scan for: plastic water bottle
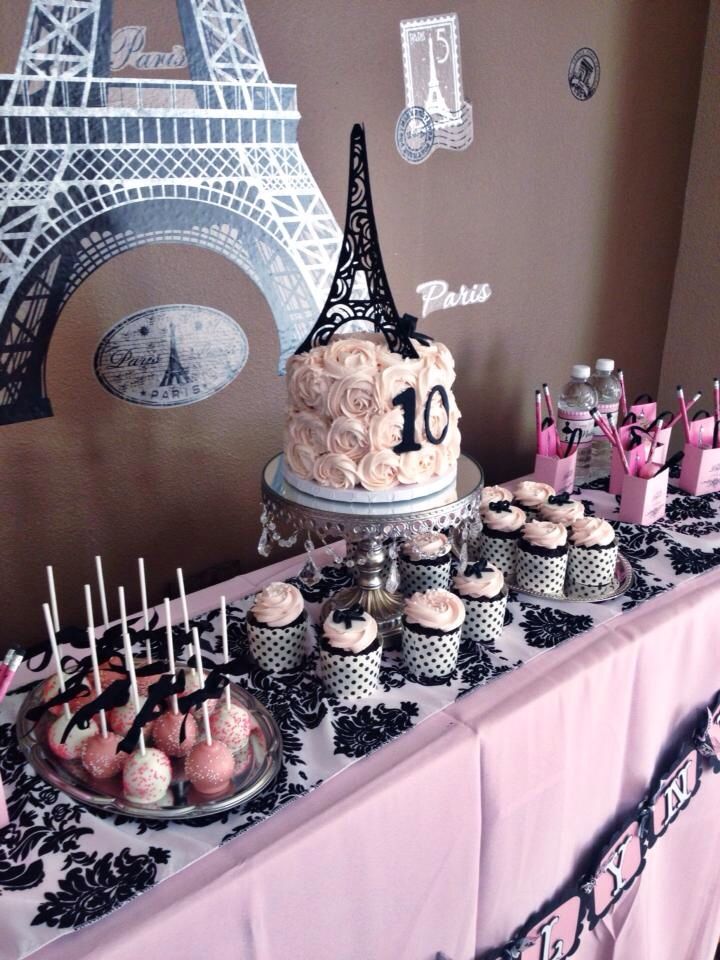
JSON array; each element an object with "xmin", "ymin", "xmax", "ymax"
[
  {"xmin": 589, "ymin": 359, "xmax": 622, "ymax": 480},
  {"xmin": 557, "ymin": 364, "xmax": 597, "ymax": 486}
]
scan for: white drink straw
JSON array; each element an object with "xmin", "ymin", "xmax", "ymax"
[
  {"xmin": 221, "ymin": 596, "xmax": 231, "ymax": 709},
  {"xmin": 46, "ymin": 566, "xmax": 60, "ymax": 633},
  {"xmin": 192, "ymin": 627, "xmax": 212, "ymax": 745},
  {"xmin": 84, "ymin": 584, "xmax": 108, "ymax": 738},
  {"xmin": 95, "ymin": 556, "xmax": 110, "ymax": 627},
  {"xmin": 42, "ymin": 602, "xmax": 71, "ymax": 721},
  {"xmin": 119, "ymin": 586, "xmax": 145, "ymax": 755},
  {"xmin": 164, "ymin": 597, "xmax": 179, "ymax": 715},
  {"xmin": 176, "ymin": 568, "xmax": 190, "ymax": 633},
  {"xmin": 138, "ymin": 557, "xmax": 152, "ymax": 663}
]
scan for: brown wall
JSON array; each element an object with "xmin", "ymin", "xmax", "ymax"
[
  {"xmin": 659, "ymin": 0, "xmax": 720, "ymax": 413},
  {"xmin": 0, "ymin": 0, "xmax": 710, "ymax": 649}
]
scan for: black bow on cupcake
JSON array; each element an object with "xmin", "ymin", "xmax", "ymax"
[
  {"xmin": 488, "ymin": 499, "xmax": 512, "ymax": 513},
  {"xmin": 547, "ymin": 492, "xmax": 571, "ymax": 506},
  {"xmin": 332, "ymin": 604, "xmax": 366, "ymax": 629},
  {"xmin": 463, "ymin": 561, "xmax": 493, "ymax": 578}
]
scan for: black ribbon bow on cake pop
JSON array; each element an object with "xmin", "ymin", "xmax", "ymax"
[
  {"xmin": 488, "ymin": 499, "xmax": 512, "ymax": 514},
  {"xmin": 463, "ymin": 561, "xmax": 494, "ymax": 578},
  {"xmin": 332, "ymin": 604, "xmax": 366, "ymax": 629},
  {"xmin": 547, "ymin": 492, "xmax": 572, "ymax": 506}
]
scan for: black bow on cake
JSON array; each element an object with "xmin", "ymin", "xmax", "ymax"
[
  {"xmin": 488, "ymin": 499, "xmax": 512, "ymax": 514},
  {"xmin": 464, "ymin": 561, "xmax": 493, "ymax": 578},
  {"xmin": 547, "ymin": 492, "xmax": 571, "ymax": 506},
  {"xmin": 332, "ymin": 604, "xmax": 366, "ymax": 629},
  {"xmin": 397, "ymin": 313, "xmax": 433, "ymax": 349}
]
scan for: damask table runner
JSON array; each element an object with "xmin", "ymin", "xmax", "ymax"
[{"xmin": 2, "ymin": 479, "xmax": 720, "ymax": 960}]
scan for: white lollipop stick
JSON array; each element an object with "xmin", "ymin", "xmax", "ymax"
[
  {"xmin": 164, "ymin": 597, "xmax": 179, "ymax": 715},
  {"xmin": 191, "ymin": 627, "xmax": 212, "ymax": 745},
  {"xmin": 221, "ymin": 596, "xmax": 231, "ymax": 709},
  {"xmin": 119, "ymin": 586, "xmax": 145, "ymax": 756},
  {"xmin": 95, "ymin": 556, "xmax": 110, "ymax": 627},
  {"xmin": 42, "ymin": 602, "xmax": 70, "ymax": 721},
  {"xmin": 46, "ymin": 566, "xmax": 60, "ymax": 633},
  {"xmin": 84, "ymin": 584, "xmax": 108, "ymax": 738},
  {"xmin": 177, "ymin": 568, "xmax": 190, "ymax": 633},
  {"xmin": 138, "ymin": 557, "xmax": 152, "ymax": 663}
]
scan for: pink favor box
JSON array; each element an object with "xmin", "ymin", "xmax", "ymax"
[
  {"xmin": 677, "ymin": 442, "xmax": 720, "ymax": 495},
  {"xmin": 0, "ymin": 772, "xmax": 7, "ymax": 829},
  {"xmin": 618, "ymin": 470, "xmax": 669, "ymax": 525},
  {"xmin": 609, "ymin": 422, "xmax": 670, "ymax": 494},
  {"xmin": 533, "ymin": 451, "xmax": 577, "ymax": 494}
]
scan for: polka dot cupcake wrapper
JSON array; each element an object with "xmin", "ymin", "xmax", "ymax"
[
  {"xmin": 461, "ymin": 593, "xmax": 508, "ymax": 644},
  {"xmin": 567, "ymin": 545, "xmax": 618, "ymax": 588},
  {"xmin": 479, "ymin": 535, "xmax": 518, "ymax": 580},
  {"xmin": 398, "ymin": 556, "xmax": 451, "ymax": 597},
  {"xmin": 401, "ymin": 623, "xmax": 461, "ymax": 683},
  {"xmin": 515, "ymin": 549, "xmax": 568, "ymax": 595},
  {"xmin": 318, "ymin": 644, "xmax": 382, "ymax": 700},
  {"xmin": 248, "ymin": 615, "xmax": 308, "ymax": 673}
]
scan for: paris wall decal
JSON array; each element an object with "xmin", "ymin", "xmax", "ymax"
[
  {"xmin": 0, "ymin": 0, "xmax": 342, "ymax": 426},
  {"xmin": 94, "ymin": 305, "xmax": 249, "ymax": 408},
  {"xmin": 395, "ymin": 13, "xmax": 474, "ymax": 165},
  {"xmin": 110, "ymin": 26, "xmax": 188, "ymax": 72}
]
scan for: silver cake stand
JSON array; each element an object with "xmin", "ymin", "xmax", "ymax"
[{"xmin": 260, "ymin": 453, "xmax": 484, "ymax": 648}]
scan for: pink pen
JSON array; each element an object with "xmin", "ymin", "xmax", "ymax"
[
  {"xmin": 0, "ymin": 653, "xmax": 23, "ymax": 705},
  {"xmin": 542, "ymin": 383, "xmax": 553, "ymax": 420}
]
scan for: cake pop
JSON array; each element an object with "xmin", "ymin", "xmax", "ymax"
[
  {"xmin": 208, "ymin": 596, "xmax": 251, "ymax": 751},
  {"xmin": 185, "ymin": 628, "xmax": 234, "ymax": 795},
  {"xmin": 151, "ymin": 598, "xmax": 198, "ymax": 758},
  {"xmin": 109, "ymin": 695, "xmax": 148, "ymax": 737}
]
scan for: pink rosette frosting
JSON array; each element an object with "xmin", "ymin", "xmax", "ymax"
[
  {"xmin": 402, "ymin": 531, "xmax": 450, "ymax": 560},
  {"xmin": 513, "ymin": 480, "xmax": 556, "ymax": 509},
  {"xmin": 453, "ymin": 562, "xmax": 505, "ymax": 599},
  {"xmin": 398, "ymin": 449, "xmax": 438, "ymax": 486},
  {"xmin": 284, "ymin": 442, "xmax": 316, "ymax": 479},
  {"xmin": 404, "ymin": 588, "xmax": 466, "ymax": 632},
  {"xmin": 377, "ymin": 361, "xmax": 422, "ymax": 408},
  {"xmin": 357, "ymin": 450, "xmax": 401, "ymax": 490},
  {"xmin": 286, "ymin": 354, "xmax": 326, "ymax": 411},
  {"xmin": 285, "ymin": 410, "xmax": 328, "ymax": 453},
  {"xmin": 323, "ymin": 335, "xmax": 378, "ymax": 377},
  {"xmin": 433, "ymin": 444, "xmax": 454, "ymax": 478},
  {"xmin": 522, "ymin": 520, "xmax": 568, "ymax": 550},
  {"xmin": 327, "ymin": 416, "xmax": 369, "ymax": 461},
  {"xmin": 539, "ymin": 499, "xmax": 585, "ymax": 526},
  {"xmin": 323, "ymin": 609, "xmax": 378, "ymax": 653},
  {"xmin": 570, "ymin": 517, "xmax": 616, "ymax": 548},
  {"xmin": 482, "ymin": 502, "xmax": 526, "ymax": 532},
  {"xmin": 327, "ymin": 371, "xmax": 378, "ymax": 420},
  {"xmin": 313, "ymin": 453, "xmax": 358, "ymax": 489},
  {"xmin": 481, "ymin": 485, "xmax": 514, "ymax": 508},
  {"xmin": 251, "ymin": 582, "xmax": 305, "ymax": 627},
  {"xmin": 368, "ymin": 408, "xmax": 404, "ymax": 451}
]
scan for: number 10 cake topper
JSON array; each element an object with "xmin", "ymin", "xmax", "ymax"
[{"xmin": 294, "ymin": 124, "xmax": 429, "ymax": 360}]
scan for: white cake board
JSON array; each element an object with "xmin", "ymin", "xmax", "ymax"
[{"xmin": 283, "ymin": 461, "xmax": 458, "ymax": 504}]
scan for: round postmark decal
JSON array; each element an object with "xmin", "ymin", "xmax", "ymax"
[
  {"xmin": 94, "ymin": 304, "xmax": 248, "ymax": 408},
  {"xmin": 395, "ymin": 105, "xmax": 435, "ymax": 164},
  {"xmin": 568, "ymin": 47, "xmax": 600, "ymax": 101}
]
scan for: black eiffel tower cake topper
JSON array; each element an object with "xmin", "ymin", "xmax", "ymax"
[{"xmin": 295, "ymin": 124, "xmax": 429, "ymax": 358}]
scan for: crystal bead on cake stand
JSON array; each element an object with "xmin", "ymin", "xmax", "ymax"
[{"xmin": 260, "ymin": 453, "xmax": 484, "ymax": 648}]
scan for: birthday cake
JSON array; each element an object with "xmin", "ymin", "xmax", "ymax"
[{"xmin": 282, "ymin": 124, "xmax": 461, "ymax": 503}]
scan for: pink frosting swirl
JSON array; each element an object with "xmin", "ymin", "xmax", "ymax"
[
  {"xmin": 402, "ymin": 531, "xmax": 450, "ymax": 560},
  {"xmin": 539, "ymin": 499, "xmax": 585, "ymax": 525},
  {"xmin": 404, "ymin": 588, "xmax": 465, "ymax": 632},
  {"xmin": 398, "ymin": 449, "xmax": 438, "ymax": 485},
  {"xmin": 284, "ymin": 442, "xmax": 316, "ymax": 479},
  {"xmin": 453, "ymin": 563, "xmax": 505, "ymax": 599},
  {"xmin": 327, "ymin": 371, "xmax": 378, "ymax": 420},
  {"xmin": 368, "ymin": 408, "xmax": 404, "ymax": 451},
  {"xmin": 377, "ymin": 361, "xmax": 421, "ymax": 408},
  {"xmin": 285, "ymin": 411, "xmax": 328, "ymax": 453},
  {"xmin": 522, "ymin": 520, "xmax": 568, "ymax": 550},
  {"xmin": 481, "ymin": 485, "xmax": 514, "ymax": 508},
  {"xmin": 327, "ymin": 416, "xmax": 369, "ymax": 461},
  {"xmin": 313, "ymin": 453, "xmax": 358, "ymax": 489},
  {"xmin": 481, "ymin": 502, "xmax": 526, "ymax": 532},
  {"xmin": 434, "ymin": 444, "xmax": 455, "ymax": 478},
  {"xmin": 323, "ymin": 610, "xmax": 378, "ymax": 653},
  {"xmin": 570, "ymin": 517, "xmax": 616, "ymax": 547},
  {"xmin": 251, "ymin": 582, "xmax": 304, "ymax": 627},
  {"xmin": 286, "ymin": 354, "xmax": 326, "ymax": 411},
  {"xmin": 323, "ymin": 335, "xmax": 378, "ymax": 377},
  {"xmin": 513, "ymin": 480, "xmax": 556, "ymax": 509},
  {"xmin": 357, "ymin": 450, "xmax": 401, "ymax": 490}
]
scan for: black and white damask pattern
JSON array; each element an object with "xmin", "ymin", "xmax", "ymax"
[{"xmin": 2, "ymin": 479, "xmax": 720, "ymax": 959}]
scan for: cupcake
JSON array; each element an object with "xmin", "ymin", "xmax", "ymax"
[
  {"xmin": 479, "ymin": 500, "xmax": 526, "ymax": 579},
  {"xmin": 480, "ymin": 484, "xmax": 514, "ymax": 509},
  {"xmin": 567, "ymin": 517, "xmax": 618, "ymax": 587},
  {"xmin": 515, "ymin": 520, "xmax": 569, "ymax": 595},
  {"xmin": 539, "ymin": 492, "xmax": 585, "ymax": 527},
  {"xmin": 513, "ymin": 480, "xmax": 555, "ymax": 516},
  {"xmin": 398, "ymin": 531, "xmax": 452, "ymax": 595},
  {"xmin": 319, "ymin": 605, "xmax": 381, "ymax": 700},
  {"xmin": 469, "ymin": 486, "xmax": 515, "ymax": 559},
  {"xmin": 402, "ymin": 588, "xmax": 465, "ymax": 683},
  {"xmin": 453, "ymin": 562, "xmax": 508, "ymax": 644},
  {"xmin": 247, "ymin": 582, "xmax": 307, "ymax": 673}
]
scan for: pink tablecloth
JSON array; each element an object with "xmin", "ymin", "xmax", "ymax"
[{"xmin": 28, "ymin": 558, "xmax": 720, "ymax": 960}]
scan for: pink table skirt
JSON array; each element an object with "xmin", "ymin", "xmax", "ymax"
[{"xmin": 29, "ymin": 562, "xmax": 720, "ymax": 960}]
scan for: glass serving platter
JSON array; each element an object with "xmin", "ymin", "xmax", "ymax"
[
  {"xmin": 509, "ymin": 551, "xmax": 633, "ymax": 603},
  {"xmin": 16, "ymin": 683, "xmax": 283, "ymax": 821}
]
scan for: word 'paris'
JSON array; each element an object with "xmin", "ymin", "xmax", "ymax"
[{"xmin": 416, "ymin": 280, "xmax": 492, "ymax": 318}]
